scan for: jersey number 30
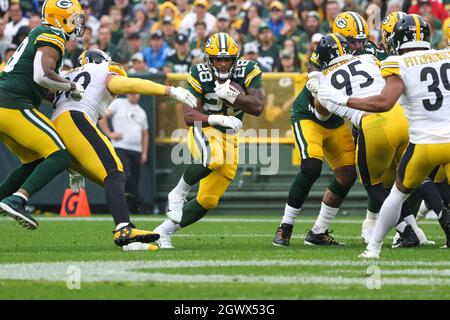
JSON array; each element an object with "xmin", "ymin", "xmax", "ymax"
[{"xmin": 420, "ymin": 63, "xmax": 450, "ymax": 111}]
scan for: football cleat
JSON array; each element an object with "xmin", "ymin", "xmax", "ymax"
[
  {"xmin": 272, "ymin": 223, "xmax": 293, "ymax": 247},
  {"xmin": 438, "ymin": 208, "xmax": 450, "ymax": 248},
  {"xmin": 122, "ymin": 242, "xmax": 159, "ymax": 251},
  {"xmin": 361, "ymin": 219, "xmax": 376, "ymax": 244},
  {"xmin": 358, "ymin": 249, "xmax": 380, "ymax": 259},
  {"xmin": 304, "ymin": 229, "xmax": 342, "ymax": 246},
  {"xmin": 392, "ymin": 225, "xmax": 420, "ymax": 248},
  {"xmin": 166, "ymin": 189, "xmax": 186, "ymax": 223},
  {"xmin": 0, "ymin": 195, "xmax": 38, "ymax": 230},
  {"xmin": 154, "ymin": 225, "xmax": 174, "ymax": 249},
  {"xmin": 113, "ymin": 223, "xmax": 160, "ymax": 247}
]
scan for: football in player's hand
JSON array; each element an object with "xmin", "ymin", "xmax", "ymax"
[{"xmin": 229, "ymin": 81, "xmax": 246, "ymax": 95}]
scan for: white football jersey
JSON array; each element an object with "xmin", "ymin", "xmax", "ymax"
[
  {"xmin": 319, "ymin": 54, "xmax": 386, "ymax": 126},
  {"xmin": 51, "ymin": 62, "xmax": 116, "ymax": 124},
  {"xmin": 381, "ymin": 49, "xmax": 450, "ymax": 144}
]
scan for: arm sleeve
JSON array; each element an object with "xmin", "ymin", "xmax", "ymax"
[
  {"xmin": 107, "ymin": 76, "xmax": 167, "ymax": 96},
  {"xmin": 33, "ymin": 51, "xmax": 72, "ymax": 92}
]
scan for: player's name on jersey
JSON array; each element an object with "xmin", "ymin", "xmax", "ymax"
[
  {"xmin": 403, "ymin": 49, "xmax": 450, "ymax": 68},
  {"xmin": 321, "ymin": 56, "xmax": 358, "ymax": 76}
]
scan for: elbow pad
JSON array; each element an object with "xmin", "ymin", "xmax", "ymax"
[{"xmin": 33, "ymin": 51, "xmax": 71, "ymax": 92}]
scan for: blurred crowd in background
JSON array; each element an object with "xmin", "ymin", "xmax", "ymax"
[{"xmin": 1, "ymin": 0, "xmax": 449, "ymax": 75}]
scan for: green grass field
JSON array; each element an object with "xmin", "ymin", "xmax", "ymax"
[{"xmin": 0, "ymin": 214, "xmax": 449, "ymax": 300}]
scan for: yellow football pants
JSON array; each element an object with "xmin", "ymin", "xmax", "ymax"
[
  {"xmin": 53, "ymin": 110, "xmax": 123, "ymax": 185},
  {"xmin": 187, "ymin": 126, "xmax": 238, "ymax": 210},
  {"xmin": 0, "ymin": 107, "xmax": 65, "ymax": 163},
  {"xmin": 399, "ymin": 142, "xmax": 450, "ymax": 189},
  {"xmin": 356, "ymin": 105, "xmax": 409, "ymax": 187},
  {"xmin": 292, "ymin": 120, "xmax": 355, "ymax": 169}
]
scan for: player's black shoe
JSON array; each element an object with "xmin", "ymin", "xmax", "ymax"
[
  {"xmin": 113, "ymin": 223, "xmax": 160, "ymax": 247},
  {"xmin": 0, "ymin": 195, "xmax": 38, "ymax": 230},
  {"xmin": 392, "ymin": 225, "xmax": 420, "ymax": 248},
  {"xmin": 304, "ymin": 229, "xmax": 341, "ymax": 246},
  {"xmin": 272, "ymin": 223, "xmax": 293, "ymax": 247},
  {"xmin": 438, "ymin": 207, "xmax": 450, "ymax": 248}
]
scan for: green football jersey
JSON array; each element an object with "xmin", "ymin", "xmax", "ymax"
[
  {"xmin": 0, "ymin": 25, "xmax": 66, "ymax": 109},
  {"xmin": 187, "ymin": 59, "xmax": 262, "ymax": 132},
  {"xmin": 290, "ymin": 85, "xmax": 344, "ymax": 129},
  {"xmin": 364, "ymin": 41, "xmax": 388, "ymax": 61}
]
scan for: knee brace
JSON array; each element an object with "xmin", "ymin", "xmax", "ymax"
[{"xmin": 300, "ymin": 158, "xmax": 322, "ymax": 182}]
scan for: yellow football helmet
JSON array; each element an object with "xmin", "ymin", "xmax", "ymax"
[
  {"xmin": 41, "ymin": 0, "xmax": 85, "ymax": 39},
  {"xmin": 205, "ymin": 32, "xmax": 240, "ymax": 81},
  {"xmin": 381, "ymin": 11, "xmax": 407, "ymax": 54},
  {"xmin": 332, "ymin": 11, "xmax": 368, "ymax": 53}
]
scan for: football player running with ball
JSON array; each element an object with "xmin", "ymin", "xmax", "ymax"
[
  {"xmin": 51, "ymin": 49, "xmax": 196, "ymax": 247},
  {"xmin": 0, "ymin": 0, "xmax": 85, "ymax": 230},
  {"xmin": 318, "ymin": 14, "xmax": 450, "ymax": 258},
  {"xmin": 153, "ymin": 32, "xmax": 265, "ymax": 248}
]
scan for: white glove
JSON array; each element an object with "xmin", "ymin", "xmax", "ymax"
[
  {"xmin": 69, "ymin": 171, "xmax": 85, "ymax": 193},
  {"xmin": 69, "ymin": 82, "xmax": 85, "ymax": 101},
  {"xmin": 317, "ymin": 85, "xmax": 349, "ymax": 108},
  {"xmin": 208, "ymin": 115, "xmax": 242, "ymax": 132},
  {"xmin": 214, "ymin": 80, "xmax": 240, "ymax": 104},
  {"xmin": 169, "ymin": 86, "xmax": 197, "ymax": 108},
  {"xmin": 306, "ymin": 78, "xmax": 320, "ymax": 98}
]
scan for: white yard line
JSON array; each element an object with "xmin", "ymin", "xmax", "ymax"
[
  {"xmin": 0, "ymin": 216, "xmax": 438, "ymax": 225},
  {"xmin": 0, "ymin": 260, "xmax": 449, "ymax": 286}
]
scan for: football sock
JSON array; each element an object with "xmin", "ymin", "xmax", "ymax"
[
  {"xmin": 158, "ymin": 218, "xmax": 181, "ymax": 234},
  {"xmin": 312, "ymin": 202, "xmax": 339, "ymax": 234},
  {"xmin": 172, "ymin": 175, "xmax": 192, "ymax": 197},
  {"xmin": 21, "ymin": 150, "xmax": 71, "ymax": 196},
  {"xmin": 370, "ymin": 184, "xmax": 410, "ymax": 245},
  {"xmin": 183, "ymin": 164, "xmax": 212, "ymax": 186},
  {"xmin": 365, "ymin": 209, "xmax": 379, "ymax": 221},
  {"xmin": 13, "ymin": 192, "xmax": 28, "ymax": 202},
  {"xmin": 104, "ymin": 171, "xmax": 130, "ymax": 225},
  {"xmin": 416, "ymin": 180, "xmax": 444, "ymax": 215},
  {"xmin": 0, "ymin": 158, "xmax": 43, "ymax": 199},
  {"xmin": 281, "ymin": 204, "xmax": 300, "ymax": 225},
  {"xmin": 287, "ymin": 172, "xmax": 314, "ymax": 209},
  {"xmin": 115, "ymin": 222, "xmax": 130, "ymax": 231},
  {"xmin": 403, "ymin": 214, "xmax": 419, "ymax": 233},
  {"xmin": 395, "ymin": 221, "xmax": 407, "ymax": 233},
  {"xmin": 180, "ymin": 199, "xmax": 208, "ymax": 228}
]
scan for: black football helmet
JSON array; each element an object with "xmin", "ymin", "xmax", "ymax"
[
  {"xmin": 77, "ymin": 49, "xmax": 111, "ymax": 66},
  {"xmin": 316, "ymin": 33, "xmax": 351, "ymax": 70},
  {"xmin": 387, "ymin": 14, "xmax": 430, "ymax": 55}
]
